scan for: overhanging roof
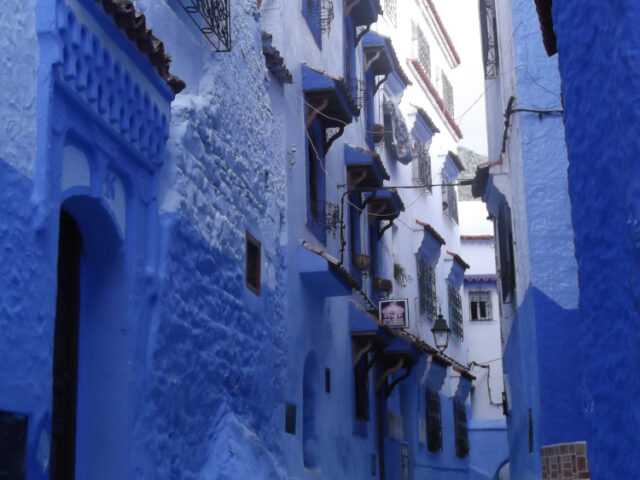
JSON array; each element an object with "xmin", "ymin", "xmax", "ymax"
[
  {"xmin": 345, "ymin": 144, "xmax": 390, "ymax": 188},
  {"xmin": 362, "ymin": 31, "xmax": 412, "ymax": 87},
  {"xmin": 303, "ymin": 64, "xmax": 358, "ymax": 124}
]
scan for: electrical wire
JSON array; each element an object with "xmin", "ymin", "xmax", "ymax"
[
  {"xmin": 455, "ymin": 82, "xmax": 490, "ymax": 123},
  {"xmin": 468, "ymin": 360, "xmax": 504, "ymax": 407},
  {"xmin": 501, "ymin": 96, "xmax": 564, "ymax": 154}
]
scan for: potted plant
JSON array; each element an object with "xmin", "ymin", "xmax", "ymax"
[
  {"xmin": 372, "ymin": 123, "xmax": 385, "ymax": 144},
  {"xmin": 394, "ymin": 263, "xmax": 413, "ymax": 287},
  {"xmin": 373, "ymin": 277, "xmax": 393, "ymax": 293},
  {"xmin": 354, "ymin": 254, "xmax": 370, "ymax": 271}
]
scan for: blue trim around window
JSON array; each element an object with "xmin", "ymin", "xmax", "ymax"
[{"xmin": 302, "ymin": 0, "xmax": 323, "ymax": 48}]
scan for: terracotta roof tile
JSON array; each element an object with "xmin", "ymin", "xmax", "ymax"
[
  {"xmin": 261, "ymin": 32, "xmax": 293, "ymax": 84},
  {"xmin": 95, "ymin": 0, "xmax": 185, "ymax": 94},
  {"xmin": 464, "ymin": 274, "xmax": 497, "ymax": 283},
  {"xmin": 407, "ymin": 59, "xmax": 463, "ymax": 139},
  {"xmin": 447, "ymin": 250, "xmax": 470, "ymax": 270},
  {"xmin": 415, "ymin": 220, "xmax": 446, "ymax": 245},
  {"xmin": 423, "ymin": 0, "xmax": 461, "ymax": 65},
  {"xmin": 460, "ymin": 234, "xmax": 493, "ymax": 241},
  {"xmin": 410, "ymin": 103, "xmax": 440, "ymax": 133}
]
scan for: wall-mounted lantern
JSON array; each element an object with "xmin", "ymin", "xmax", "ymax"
[{"xmin": 431, "ymin": 312, "xmax": 451, "ymax": 353}]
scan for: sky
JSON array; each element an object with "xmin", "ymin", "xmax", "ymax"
[{"xmin": 433, "ymin": 0, "xmax": 489, "ymax": 156}]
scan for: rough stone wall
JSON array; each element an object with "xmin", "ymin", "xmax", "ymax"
[
  {"xmin": 133, "ymin": 1, "xmax": 288, "ymax": 477},
  {"xmin": 0, "ymin": 0, "xmax": 37, "ymax": 177},
  {"xmin": 0, "ymin": 162, "xmax": 56, "ymax": 479},
  {"xmin": 457, "ymin": 146, "xmax": 487, "ymax": 201},
  {"xmin": 553, "ymin": 0, "xmax": 640, "ymax": 477}
]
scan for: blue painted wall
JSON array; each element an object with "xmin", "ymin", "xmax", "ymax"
[
  {"xmin": 0, "ymin": 0, "xmax": 509, "ymax": 478},
  {"xmin": 553, "ymin": 0, "xmax": 640, "ymax": 476},
  {"xmin": 484, "ymin": 1, "xmax": 580, "ymax": 477},
  {"xmin": 0, "ymin": 0, "xmax": 288, "ymax": 478}
]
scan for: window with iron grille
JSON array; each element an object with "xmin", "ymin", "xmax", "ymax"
[
  {"xmin": 417, "ymin": 29, "xmax": 431, "ymax": 77},
  {"xmin": 246, "ymin": 232, "xmax": 261, "ymax": 296},
  {"xmin": 441, "ymin": 178, "xmax": 459, "ymax": 224},
  {"xmin": 176, "ymin": 0, "xmax": 231, "ymax": 52},
  {"xmin": 302, "ymin": 0, "xmax": 334, "ymax": 47},
  {"xmin": 417, "ymin": 258, "xmax": 437, "ymax": 319},
  {"xmin": 479, "ymin": 0, "xmax": 499, "ymax": 78},
  {"xmin": 384, "ymin": 0, "xmax": 397, "ymax": 27},
  {"xmin": 498, "ymin": 202, "xmax": 516, "ymax": 302},
  {"xmin": 412, "ymin": 143, "xmax": 432, "ymax": 192},
  {"xmin": 448, "ymin": 284, "xmax": 463, "ymax": 340},
  {"xmin": 453, "ymin": 399, "xmax": 469, "ymax": 458},
  {"xmin": 425, "ymin": 389, "xmax": 442, "ymax": 452},
  {"xmin": 354, "ymin": 353, "xmax": 370, "ymax": 421},
  {"xmin": 441, "ymin": 73, "xmax": 454, "ymax": 116},
  {"xmin": 469, "ymin": 291, "xmax": 492, "ymax": 321}
]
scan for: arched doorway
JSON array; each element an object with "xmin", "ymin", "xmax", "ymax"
[{"xmin": 50, "ymin": 197, "xmax": 130, "ymax": 479}]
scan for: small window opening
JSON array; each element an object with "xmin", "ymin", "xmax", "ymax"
[
  {"xmin": 470, "ymin": 291, "xmax": 492, "ymax": 321},
  {"xmin": 285, "ymin": 403, "xmax": 297, "ymax": 435},
  {"xmin": 246, "ymin": 232, "xmax": 261, "ymax": 296},
  {"xmin": 325, "ymin": 368, "xmax": 331, "ymax": 393}
]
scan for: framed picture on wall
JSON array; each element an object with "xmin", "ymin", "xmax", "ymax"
[{"xmin": 379, "ymin": 298, "xmax": 409, "ymax": 329}]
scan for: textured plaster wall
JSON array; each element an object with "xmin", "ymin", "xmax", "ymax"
[
  {"xmin": 128, "ymin": 1, "xmax": 289, "ymax": 477},
  {"xmin": 0, "ymin": 0, "xmax": 38, "ymax": 177},
  {"xmin": 484, "ymin": 0, "xmax": 581, "ymax": 477},
  {"xmin": 0, "ymin": 162, "xmax": 56, "ymax": 480},
  {"xmin": 553, "ymin": 0, "xmax": 640, "ymax": 477}
]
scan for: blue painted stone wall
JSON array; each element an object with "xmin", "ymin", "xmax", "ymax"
[
  {"xmin": 132, "ymin": 0, "xmax": 288, "ymax": 477},
  {"xmin": 0, "ymin": 0, "xmax": 37, "ymax": 177},
  {"xmin": 485, "ymin": 1, "xmax": 580, "ymax": 477},
  {"xmin": 553, "ymin": 1, "xmax": 640, "ymax": 476},
  {"xmin": 0, "ymin": 0, "xmax": 288, "ymax": 478},
  {"xmin": 0, "ymin": 162, "xmax": 55, "ymax": 480}
]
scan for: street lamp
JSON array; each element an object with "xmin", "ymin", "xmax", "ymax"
[{"xmin": 431, "ymin": 312, "xmax": 451, "ymax": 353}]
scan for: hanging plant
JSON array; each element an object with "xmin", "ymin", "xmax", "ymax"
[
  {"xmin": 383, "ymin": 99, "xmax": 413, "ymax": 164},
  {"xmin": 394, "ymin": 262, "xmax": 413, "ymax": 287}
]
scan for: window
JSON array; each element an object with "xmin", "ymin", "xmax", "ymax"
[
  {"xmin": 384, "ymin": 0, "xmax": 397, "ymax": 27},
  {"xmin": 176, "ymin": 0, "xmax": 231, "ymax": 52},
  {"xmin": 354, "ymin": 352, "xmax": 370, "ymax": 421},
  {"xmin": 285, "ymin": 403, "xmax": 297, "ymax": 434},
  {"xmin": 441, "ymin": 72, "xmax": 454, "ymax": 116},
  {"xmin": 417, "ymin": 258, "xmax": 437, "ymax": 319},
  {"xmin": 448, "ymin": 283, "xmax": 463, "ymax": 340},
  {"xmin": 325, "ymin": 368, "xmax": 331, "ymax": 393},
  {"xmin": 426, "ymin": 389, "xmax": 442, "ymax": 452},
  {"xmin": 344, "ymin": 15, "xmax": 357, "ymax": 105},
  {"xmin": 479, "ymin": 0, "xmax": 499, "ymax": 78},
  {"xmin": 497, "ymin": 202, "xmax": 516, "ymax": 302},
  {"xmin": 453, "ymin": 399, "xmax": 469, "ymax": 458},
  {"xmin": 441, "ymin": 177, "xmax": 459, "ymax": 224},
  {"xmin": 413, "ymin": 142, "xmax": 432, "ymax": 192},
  {"xmin": 302, "ymin": 0, "xmax": 334, "ymax": 47},
  {"xmin": 306, "ymin": 121, "xmax": 328, "ymax": 243},
  {"xmin": 417, "ymin": 29, "xmax": 431, "ymax": 77},
  {"xmin": 469, "ymin": 291, "xmax": 492, "ymax": 321},
  {"xmin": 246, "ymin": 232, "xmax": 261, "ymax": 296}
]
